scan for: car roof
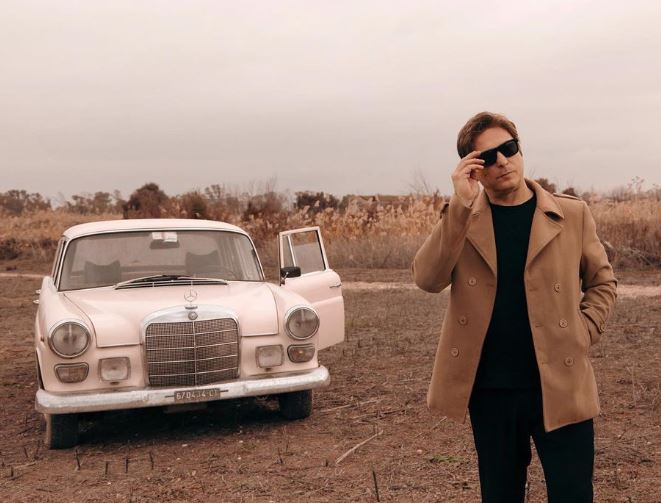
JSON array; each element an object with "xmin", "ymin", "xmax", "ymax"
[{"xmin": 63, "ymin": 219, "xmax": 248, "ymax": 240}]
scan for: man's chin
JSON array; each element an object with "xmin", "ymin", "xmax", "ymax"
[{"xmin": 495, "ymin": 177, "xmax": 518, "ymax": 190}]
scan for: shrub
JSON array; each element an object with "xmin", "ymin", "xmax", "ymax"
[
  {"xmin": 535, "ymin": 178, "xmax": 557, "ymax": 193},
  {"xmin": 295, "ymin": 191, "xmax": 340, "ymax": 214},
  {"xmin": 65, "ymin": 191, "xmax": 124, "ymax": 214},
  {"xmin": 123, "ymin": 183, "xmax": 169, "ymax": 218},
  {"xmin": 179, "ymin": 191, "xmax": 209, "ymax": 219},
  {"xmin": 0, "ymin": 190, "xmax": 51, "ymax": 215}
]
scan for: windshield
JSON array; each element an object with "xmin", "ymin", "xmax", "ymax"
[{"xmin": 59, "ymin": 230, "xmax": 263, "ymax": 291}]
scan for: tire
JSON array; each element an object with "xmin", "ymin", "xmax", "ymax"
[
  {"xmin": 44, "ymin": 413, "xmax": 79, "ymax": 449},
  {"xmin": 278, "ymin": 390, "xmax": 313, "ymax": 420}
]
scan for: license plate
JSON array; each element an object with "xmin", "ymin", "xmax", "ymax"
[{"xmin": 174, "ymin": 388, "xmax": 224, "ymax": 403}]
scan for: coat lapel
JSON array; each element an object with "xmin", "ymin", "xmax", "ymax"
[
  {"xmin": 465, "ymin": 178, "xmax": 565, "ymax": 276},
  {"xmin": 466, "ymin": 191, "xmax": 497, "ymax": 277},
  {"xmin": 525, "ymin": 179, "xmax": 564, "ymax": 270}
]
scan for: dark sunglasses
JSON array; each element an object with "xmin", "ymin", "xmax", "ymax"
[{"xmin": 478, "ymin": 139, "xmax": 519, "ymax": 166}]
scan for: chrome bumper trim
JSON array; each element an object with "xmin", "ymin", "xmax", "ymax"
[{"xmin": 35, "ymin": 366, "xmax": 330, "ymax": 414}]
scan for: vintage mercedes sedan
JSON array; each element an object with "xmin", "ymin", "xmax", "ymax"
[{"xmin": 34, "ymin": 219, "xmax": 344, "ymax": 448}]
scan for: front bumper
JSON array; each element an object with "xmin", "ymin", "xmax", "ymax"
[{"xmin": 36, "ymin": 366, "xmax": 330, "ymax": 414}]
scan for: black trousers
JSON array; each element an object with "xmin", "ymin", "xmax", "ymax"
[{"xmin": 468, "ymin": 388, "xmax": 594, "ymax": 503}]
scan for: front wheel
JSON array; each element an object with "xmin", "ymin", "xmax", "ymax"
[
  {"xmin": 44, "ymin": 413, "xmax": 79, "ymax": 449},
  {"xmin": 278, "ymin": 390, "xmax": 313, "ymax": 419}
]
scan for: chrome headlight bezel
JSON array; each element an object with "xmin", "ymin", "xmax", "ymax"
[
  {"xmin": 48, "ymin": 320, "xmax": 91, "ymax": 359},
  {"xmin": 284, "ymin": 306, "xmax": 320, "ymax": 340}
]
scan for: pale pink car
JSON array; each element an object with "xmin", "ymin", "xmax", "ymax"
[{"xmin": 34, "ymin": 219, "xmax": 344, "ymax": 448}]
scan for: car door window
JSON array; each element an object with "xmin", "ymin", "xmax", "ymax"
[{"xmin": 288, "ymin": 230, "xmax": 326, "ymax": 274}]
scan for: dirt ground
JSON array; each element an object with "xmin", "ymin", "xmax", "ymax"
[{"xmin": 0, "ymin": 264, "xmax": 659, "ymax": 502}]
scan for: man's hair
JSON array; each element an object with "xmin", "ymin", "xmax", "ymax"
[{"xmin": 456, "ymin": 112, "xmax": 520, "ymax": 158}]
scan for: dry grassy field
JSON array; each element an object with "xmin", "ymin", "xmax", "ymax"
[
  {"xmin": 1, "ymin": 192, "xmax": 660, "ymax": 271},
  {"xmin": 1, "ymin": 188, "xmax": 659, "ymax": 501},
  {"xmin": 0, "ymin": 265, "xmax": 658, "ymax": 502}
]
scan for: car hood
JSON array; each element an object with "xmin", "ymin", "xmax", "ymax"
[{"xmin": 64, "ymin": 282, "xmax": 278, "ymax": 347}]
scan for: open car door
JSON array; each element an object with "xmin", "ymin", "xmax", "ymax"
[{"xmin": 278, "ymin": 226, "xmax": 344, "ymax": 350}]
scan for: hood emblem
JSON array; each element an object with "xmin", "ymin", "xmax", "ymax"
[
  {"xmin": 184, "ymin": 289, "xmax": 198, "ymax": 310},
  {"xmin": 188, "ymin": 311, "xmax": 198, "ymax": 320}
]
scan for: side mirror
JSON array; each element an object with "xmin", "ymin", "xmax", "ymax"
[{"xmin": 280, "ymin": 266, "xmax": 301, "ymax": 282}]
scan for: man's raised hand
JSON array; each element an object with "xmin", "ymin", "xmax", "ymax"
[{"xmin": 451, "ymin": 151, "xmax": 484, "ymax": 207}]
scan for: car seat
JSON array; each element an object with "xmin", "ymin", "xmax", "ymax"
[
  {"xmin": 185, "ymin": 250, "xmax": 222, "ymax": 276},
  {"xmin": 83, "ymin": 260, "xmax": 121, "ymax": 286}
]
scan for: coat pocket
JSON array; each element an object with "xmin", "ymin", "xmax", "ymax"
[{"xmin": 577, "ymin": 308, "xmax": 593, "ymax": 347}]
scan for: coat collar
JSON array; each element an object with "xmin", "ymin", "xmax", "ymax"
[{"xmin": 466, "ymin": 178, "xmax": 564, "ymax": 277}]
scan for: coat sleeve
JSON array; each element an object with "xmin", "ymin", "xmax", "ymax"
[
  {"xmin": 579, "ymin": 201, "xmax": 617, "ymax": 345},
  {"xmin": 411, "ymin": 193, "xmax": 473, "ymax": 293}
]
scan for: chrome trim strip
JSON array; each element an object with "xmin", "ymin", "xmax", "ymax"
[
  {"xmin": 147, "ymin": 354, "xmax": 238, "ymax": 365},
  {"xmin": 94, "ymin": 342, "xmax": 140, "ymax": 348},
  {"xmin": 52, "ymin": 238, "xmax": 66, "ymax": 281},
  {"xmin": 115, "ymin": 279, "xmax": 229, "ymax": 290},
  {"xmin": 149, "ymin": 367, "xmax": 239, "ymax": 378},
  {"xmin": 141, "ymin": 305, "xmax": 239, "ymax": 328},
  {"xmin": 145, "ymin": 328, "xmax": 238, "ymax": 337},
  {"xmin": 146, "ymin": 342, "xmax": 237, "ymax": 351},
  {"xmin": 35, "ymin": 366, "xmax": 330, "ymax": 414}
]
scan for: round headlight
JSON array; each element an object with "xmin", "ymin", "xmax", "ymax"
[
  {"xmin": 49, "ymin": 322, "xmax": 90, "ymax": 358},
  {"xmin": 285, "ymin": 307, "xmax": 320, "ymax": 340}
]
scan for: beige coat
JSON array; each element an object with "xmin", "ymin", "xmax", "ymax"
[{"xmin": 411, "ymin": 178, "xmax": 617, "ymax": 432}]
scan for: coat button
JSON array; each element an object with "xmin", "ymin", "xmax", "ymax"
[
  {"xmin": 450, "ymin": 348, "xmax": 459, "ymax": 357},
  {"xmin": 458, "ymin": 316, "xmax": 468, "ymax": 326},
  {"xmin": 468, "ymin": 277, "xmax": 477, "ymax": 286},
  {"xmin": 564, "ymin": 356, "xmax": 574, "ymax": 366},
  {"xmin": 559, "ymin": 319, "xmax": 568, "ymax": 328},
  {"xmin": 599, "ymin": 322, "xmax": 606, "ymax": 333},
  {"xmin": 553, "ymin": 283, "xmax": 560, "ymax": 292}
]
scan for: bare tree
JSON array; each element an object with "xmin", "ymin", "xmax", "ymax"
[{"xmin": 408, "ymin": 168, "xmax": 436, "ymax": 196}]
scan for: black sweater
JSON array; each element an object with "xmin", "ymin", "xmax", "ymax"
[{"xmin": 473, "ymin": 193, "xmax": 541, "ymax": 389}]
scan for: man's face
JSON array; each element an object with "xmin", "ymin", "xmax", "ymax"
[{"xmin": 473, "ymin": 127, "xmax": 525, "ymax": 195}]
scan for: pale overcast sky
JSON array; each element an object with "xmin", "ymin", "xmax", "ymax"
[{"xmin": 2, "ymin": 0, "xmax": 660, "ymax": 199}]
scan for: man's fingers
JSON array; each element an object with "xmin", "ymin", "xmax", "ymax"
[
  {"xmin": 461, "ymin": 164, "xmax": 484, "ymax": 175},
  {"xmin": 453, "ymin": 152, "xmax": 484, "ymax": 173},
  {"xmin": 458, "ymin": 157, "xmax": 484, "ymax": 170},
  {"xmin": 469, "ymin": 169, "xmax": 482, "ymax": 180},
  {"xmin": 455, "ymin": 161, "xmax": 483, "ymax": 175}
]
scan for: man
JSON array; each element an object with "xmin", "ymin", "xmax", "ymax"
[{"xmin": 411, "ymin": 112, "xmax": 617, "ymax": 502}]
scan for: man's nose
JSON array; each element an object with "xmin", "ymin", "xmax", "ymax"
[{"xmin": 495, "ymin": 152, "xmax": 509, "ymax": 166}]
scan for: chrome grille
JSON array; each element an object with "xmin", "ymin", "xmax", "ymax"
[{"xmin": 145, "ymin": 318, "xmax": 239, "ymax": 387}]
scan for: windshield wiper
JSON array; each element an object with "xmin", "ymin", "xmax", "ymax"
[{"xmin": 114, "ymin": 274, "xmax": 228, "ymax": 289}]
